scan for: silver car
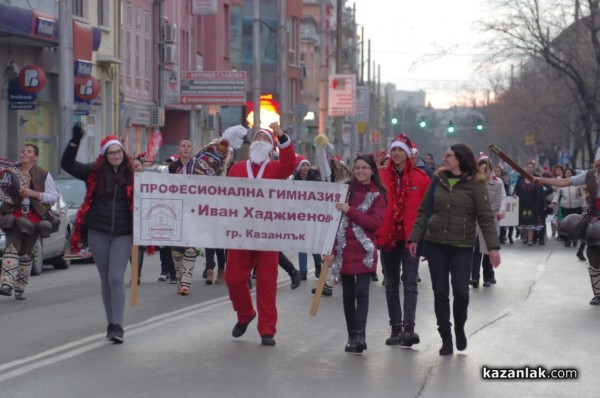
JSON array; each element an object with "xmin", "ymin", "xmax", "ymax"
[{"xmin": 0, "ymin": 192, "xmax": 71, "ymax": 275}]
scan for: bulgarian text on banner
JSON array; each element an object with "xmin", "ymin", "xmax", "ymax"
[{"xmin": 133, "ymin": 173, "xmax": 348, "ymax": 253}]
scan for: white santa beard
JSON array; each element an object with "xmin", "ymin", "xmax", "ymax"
[{"xmin": 249, "ymin": 141, "xmax": 272, "ymax": 164}]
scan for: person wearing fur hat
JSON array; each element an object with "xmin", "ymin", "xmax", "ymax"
[
  {"xmin": 61, "ymin": 124, "xmax": 134, "ymax": 343},
  {"xmin": 470, "ymin": 153, "xmax": 506, "ymax": 288},
  {"xmin": 167, "ymin": 139, "xmax": 206, "ymax": 295},
  {"xmin": 293, "ymin": 155, "xmax": 323, "ymax": 281},
  {"xmin": 408, "ymin": 143, "xmax": 501, "ymax": 355},
  {"xmin": 225, "ymin": 122, "xmax": 296, "ymax": 347},
  {"xmin": 0, "ymin": 144, "xmax": 59, "ymax": 301},
  {"xmin": 376, "ymin": 134, "xmax": 430, "ymax": 347},
  {"xmin": 534, "ymin": 147, "xmax": 600, "ymax": 305},
  {"xmin": 201, "ymin": 124, "xmax": 247, "ymax": 285}
]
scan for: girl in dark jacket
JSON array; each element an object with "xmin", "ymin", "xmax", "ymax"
[
  {"xmin": 408, "ymin": 144, "xmax": 501, "ymax": 356},
  {"xmin": 61, "ymin": 124, "xmax": 134, "ymax": 344},
  {"xmin": 330, "ymin": 155, "xmax": 386, "ymax": 353}
]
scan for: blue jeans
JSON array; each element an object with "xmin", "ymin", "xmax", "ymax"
[
  {"xmin": 298, "ymin": 252, "xmax": 322, "ymax": 274},
  {"xmin": 425, "ymin": 242, "xmax": 473, "ymax": 329},
  {"xmin": 380, "ymin": 241, "xmax": 419, "ymax": 325}
]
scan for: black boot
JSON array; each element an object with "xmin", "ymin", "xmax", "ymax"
[
  {"xmin": 315, "ymin": 263, "xmax": 321, "ymax": 278},
  {"xmin": 400, "ymin": 322, "xmax": 420, "ymax": 347},
  {"xmin": 577, "ymin": 242, "xmax": 587, "ymax": 261},
  {"xmin": 385, "ymin": 323, "xmax": 403, "ymax": 346},
  {"xmin": 438, "ymin": 326, "xmax": 453, "ymax": 356},
  {"xmin": 454, "ymin": 325, "xmax": 467, "ymax": 351},
  {"xmin": 355, "ymin": 330, "xmax": 367, "ymax": 353},
  {"xmin": 345, "ymin": 330, "xmax": 356, "ymax": 352}
]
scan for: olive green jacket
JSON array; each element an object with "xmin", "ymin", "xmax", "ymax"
[{"xmin": 408, "ymin": 170, "xmax": 501, "ymax": 250}]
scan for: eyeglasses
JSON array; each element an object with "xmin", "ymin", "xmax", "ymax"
[
  {"xmin": 353, "ymin": 166, "xmax": 372, "ymax": 171},
  {"xmin": 106, "ymin": 149, "xmax": 123, "ymax": 156}
]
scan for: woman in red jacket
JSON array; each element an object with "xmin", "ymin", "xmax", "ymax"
[
  {"xmin": 330, "ymin": 155, "xmax": 387, "ymax": 353},
  {"xmin": 376, "ymin": 134, "xmax": 430, "ymax": 347}
]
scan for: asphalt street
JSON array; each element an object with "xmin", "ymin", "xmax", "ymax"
[{"xmin": 0, "ymin": 238, "xmax": 598, "ymax": 398}]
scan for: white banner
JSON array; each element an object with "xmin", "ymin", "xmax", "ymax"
[
  {"xmin": 133, "ymin": 173, "xmax": 348, "ymax": 253},
  {"xmin": 499, "ymin": 196, "xmax": 519, "ymax": 226}
]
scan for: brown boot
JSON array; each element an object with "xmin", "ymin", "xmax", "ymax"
[
  {"xmin": 205, "ymin": 269, "xmax": 214, "ymax": 285},
  {"xmin": 215, "ymin": 270, "xmax": 225, "ymax": 284}
]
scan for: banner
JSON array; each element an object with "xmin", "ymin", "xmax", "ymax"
[
  {"xmin": 328, "ymin": 74, "xmax": 356, "ymax": 117},
  {"xmin": 133, "ymin": 173, "xmax": 348, "ymax": 253},
  {"xmin": 499, "ymin": 196, "xmax": 519, "ymax": 226}
]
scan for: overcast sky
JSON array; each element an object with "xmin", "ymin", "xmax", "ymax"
[{"xmin": 352, "ymin": 0, "xmax": 488, "ymax": 108}]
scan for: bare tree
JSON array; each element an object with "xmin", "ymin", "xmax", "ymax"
[{"xmin": 480, "ymin": 0, "xmax": 600, "ymax": 164}]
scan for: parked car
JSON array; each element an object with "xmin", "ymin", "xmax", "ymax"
[
  {"xmin": 0, "ymin": 191, "xmax": 71, "ymax": 275},
  {"xmin": 53, "ymin": 177, "xmax": 92, "ymax": 262}
]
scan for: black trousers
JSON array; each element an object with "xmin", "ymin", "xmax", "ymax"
[
  {"xmin": 341, "ymin": 273, "xmax": 371, "ymax": 333},
  {"xmin": 159, "ymin": 246, "xmax": 176, "ymax": 278}
]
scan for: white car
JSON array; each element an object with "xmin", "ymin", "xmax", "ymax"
[{"xmin": 0, "ymin": 193, "xmax": 71, "ymax": 275}]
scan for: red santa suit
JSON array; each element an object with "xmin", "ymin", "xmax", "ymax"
[{"xmin": 225, "ymin": 134, "xmax": 296, "ymax": 337}]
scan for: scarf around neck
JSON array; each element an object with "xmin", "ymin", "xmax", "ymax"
[{"xmin": 381, "ymin": 159, "xmax": 414, "ymax": 250}]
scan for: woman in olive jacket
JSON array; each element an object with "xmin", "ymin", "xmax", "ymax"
[{"xmin": 408, "ymin": 144, "xmax": 501, "ymax": 356}]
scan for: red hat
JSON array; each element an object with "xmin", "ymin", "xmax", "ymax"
[
  {"xmin": 388, "ymin": 134, "xmax": 412, "ymax": 157},
  {"xmin": 478, "ymin": 151, "xmax": 489, "ymax": 163},
  {"xmin": 100, "ymin": 135, "xmax": 123, "ymax": 155},
  {"xmin": 295, "ymin": 154, "xmax": 310, "ymax": 171}
]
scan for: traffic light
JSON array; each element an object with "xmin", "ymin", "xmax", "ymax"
[
  {"xmin": 391, "ymin": 117, "xmax": 399, "ymax": 125},
  {"xmin": 447, "ymin": 121, "xmax": 455, "ymax": 134},
  {"xmin": 476, "ymin": 119, "xmax": 484, "ymax": 131},
  {"xmin": 419, "ymin": 117, "xmax": 427, "ymax": 129}
]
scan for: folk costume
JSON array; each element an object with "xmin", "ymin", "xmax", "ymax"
[{"xmin": 0, "ymin": 156, "xmax": 58, "ymax": 299}]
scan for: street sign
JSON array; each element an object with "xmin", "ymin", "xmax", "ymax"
[
  {"xmin": 328, "ymin": 74, "xmax": 356, "ymax": 117},
  {"xmin": 179, "ymin": 71, "xmax": 246, "ymax": 105},
  {"xmin": 9, "ymin": 103, "xmax": 35, "ymax": 110}
]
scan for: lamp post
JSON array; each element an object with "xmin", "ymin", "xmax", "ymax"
[{"xmin": 252, "ymin": 0, "xmax": 261, "ymax": 133}]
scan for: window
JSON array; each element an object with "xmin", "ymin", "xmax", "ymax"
[
  {"xmin": 98, "ymin": 0, "xmax": 109, "ymax": 27},
  {"xmin": 73, "ymin": 0, "xmax": 88, "ymax": 18},
  {"xmin": 144, "ymin": 11, "xmax": 150, "ymax": 81},
  {"xmin": 288, "ymin": 18, "xmax": 297, "ymax": 66}
]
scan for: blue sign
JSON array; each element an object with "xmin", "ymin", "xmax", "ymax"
[
  {"xmin": 35, "ymin": 17, "xmax": 55, "ymax": 37},
  {"xmin": 74, "ymin": 109, "xmax": 90, "ymax": 116},
  {"xmin": 74, "ymin": 60, "xmax": 92, "ymax": 76},
  {"xmin": 8, "ymin": 78, "xmax": 37, "ymax": 102},
  {"xmin": 9, "ymin": 103, "xmax": 36, "ymax": 110}
]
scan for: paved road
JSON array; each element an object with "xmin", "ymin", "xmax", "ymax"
[{"xmin": 0, "ymin": 239, "xmax": 598, "ymax": 397}]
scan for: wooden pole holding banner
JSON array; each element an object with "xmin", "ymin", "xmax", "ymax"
[
  {"xmin": 130, "ymin": 245, "xmax": 138, "ymax": 306},
  {"xmin": 309, "ymin": 255, "xmax": 332, "ymax": 316},
  {"xmin": 489, "ymin": 144, "xmax": 534, "ymax": 182}
]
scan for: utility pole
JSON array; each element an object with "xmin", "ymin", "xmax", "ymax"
[
  {"xmin": 252, "ymin": 0, "xmax": 261, "ymax": 132},
  {"xmin": 279, "ymin": 0, "xmax": 288, "ymax": 129},
  {"xmin": 59, "ymin": 0, "xmax": 74, "ymax": 174},
  {"xmin": 350, "ymin": 4, "xmax": 357, "ymax": 159},
  {"xmin": 334, "ymin": 0, "xmax": 343, "ymax": 154},
  {"xmin": 318, "ymin": 0, "xmax": 328, "ymax": 138}
]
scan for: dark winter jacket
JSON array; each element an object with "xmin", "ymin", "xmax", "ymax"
[
  {"xmin": 293, "ymin": 168, "xmax": 321, "ymax": 182},
  {"xmin": 408, "ymin": 171, "xmax": 500, "ymax": 250},
  {"xmin": 336, "ymin": 181, "xmax": 386, "ymax": 276},
  {"xmin": 61, "ymin": 143, "xmax": 133, "ymax": 235}
]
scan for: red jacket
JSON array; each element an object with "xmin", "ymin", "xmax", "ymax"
[
  {"xmin": 338, "ymin": 182, "xmax": 387, "ymax": 276},
  {"xmin": 376, "ymin": 164, "xmax": 430, "ymax": 250},
  {"xmin": 227, "ymin": 139, "xmax": 296, "ymax": 180}
]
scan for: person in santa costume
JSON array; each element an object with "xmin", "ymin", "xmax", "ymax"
[
  {"xmin": 225, "ymin": 122, "xmax": 296, "ymax": 346},
  {"xmin": 376, "ymin": 134, "xmax": 430, "ymax": 348},
  {"xmin": 61, "ymin": 124, "xmax": 134, "ymax": 344}
]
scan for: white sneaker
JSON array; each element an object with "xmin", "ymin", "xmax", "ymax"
[{"xmin": 158, "ymin": 273, "xmax": 168, "ymax": 281}]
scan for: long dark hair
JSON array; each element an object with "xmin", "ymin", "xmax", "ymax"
[
  {"xmin": 350, "ymin": 155, "xmax": 387, "ymax": 196},
  {"xmin": 450, "ymin": 143, "xmax": 477, "ymax": 179},
  {"xmin": 92, "ymin": 150, "xmax": 134, "ymax": 196}
]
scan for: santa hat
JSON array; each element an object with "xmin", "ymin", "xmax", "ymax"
[
  {"xmin": 100, "ymin": 135, "xmax": 123, "ymax": 155},
  {"xmin": 253, "ymin": 128, "xmax": 277, "ymax": 149},
  {"xmin": 295, "ymin": 155, "xmax": 310, "ymax": 171},
  {"xmin": 388, "ymin": 134, "xmax": 412, "ymax": 157},
  {"xmin": 478, "ymin": 152, "xmax": 489, "ymax": 163},
  {"xmin": 222, "ymin": 125, "xmax": 248, "ymax": 150}
]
